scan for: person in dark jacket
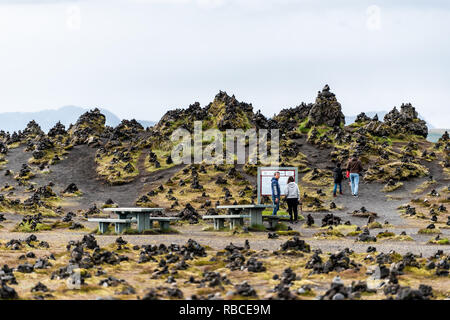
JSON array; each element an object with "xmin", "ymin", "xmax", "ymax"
[
  {"xmin": 346, "ymin": 155, "xmax": 364, "ymax": 197},
  {"xmin": 271, "ymin": 172, "xmax": 281, "ymax": 216},
  {"xmin": 332, "ymin": 163, "xmax": 344, "ymax": 197}
]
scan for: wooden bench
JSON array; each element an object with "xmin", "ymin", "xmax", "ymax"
[
  {"xmin": 148, "ymin": 217, "xmax": 179, "ymax": 232},
  {"xmin": 88, "ymin": 218, "xmax": 133, "ymax": 234},
  {"xmin": 263, "ymin": 215, "xmax": 290, "ymax": 229},
  {"xmin": 203, "ymin": 215, "xmax": 250, "ymax": 230}
]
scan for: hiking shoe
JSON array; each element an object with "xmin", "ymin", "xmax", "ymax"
[{"xmin": 333, "ymin": 194, "xmax": 337, "ymax": 197}]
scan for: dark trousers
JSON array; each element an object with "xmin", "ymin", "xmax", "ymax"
[
  {"xmin": 333, "ymin": 182, "xmax": 342, "ymax": 195},
  {"xmin": 286, "ymin": 198, "xmax": 299, "ymax": 221}
]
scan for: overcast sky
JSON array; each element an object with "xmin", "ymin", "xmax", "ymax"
[{"xmin": 0, "ymin": 0, "xmax": 449, "ymax": 127}]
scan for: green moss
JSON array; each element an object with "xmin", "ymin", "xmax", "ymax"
[
  {"xmin": 301, "ymin": 169, "xmax": 333, "ymax": 186},
  {"xmin": 418, "ymin": 228, "xmax": 441, "ymax": 234},
  {"xmin": 192, "ymin": 259, "xmax": 218, "ymax": 266},
  {"xmin": 298, "ymin": 119, "xmax": 310, "ymax": 133},
  {"xmin": 382, "ymin": 182, "xmax": 403, "ymax": 192},
  {"xmin": 368, "ymin": 222, "xmax": 383, "ymax": 229},
  {"xmin": 122, "ymin": 227, "xmax": 179, "ymax": 235},
  {"xmin": 144, "ymin": 149, "xmax": 177, "ymax": 173},
  {"xmin": 13, "ymin": 222, "xmax": 52, "ymax": 233},
  {"xmin": 346, "ymin": 230, "xmax": 362, "ymax": 236},
  {"xmin": 314, "ymin": 228, "xmax": 345, "ymax": 238},
  {"xmin": 96, "ymin": 149, "xmax": 141, "ymax": 185},
  {"xmin": 276, "ymin": 230, "xmax": 301, "ymax": 236},
  {"xmin": 403, "ymin": 266, "xmax": 434, "ymax": 277},
  {"xmin": 376, "ymin": 231, "xmax": 396, "ymax": 238},
  {"xmin": 364, "ymin": 161, "xmax": 429, "ymax": 183},
  {"xmin": 61, "ymin": 191, "xmax": 83, "ymax": 197},
  {"xmin": 427, "ymin": 238, "xmax": 449, "ymax": 245},
  {"xmin": 248, "ymin": 224, "xmax": 267, "ymax": 232}
]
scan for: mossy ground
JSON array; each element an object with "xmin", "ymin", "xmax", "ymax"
[
  {"xmin": 382, "ymin": 182, "xmax": 403, "ymax": 192},
  {"xmin": 144, "ymin": 149, "xmax": 177, "ymax": 173},
  {"xmin": 95, "ymin": 147, "xmax": 141, "ymax": 185},
  {"xmin": 142, "ymin": 164, "xmax": 253, "ymax": 211}
]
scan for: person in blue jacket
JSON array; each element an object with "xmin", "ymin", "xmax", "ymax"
[{"xmin": 271, "ymin": 172, "xmax": 281, "ymax": 216}]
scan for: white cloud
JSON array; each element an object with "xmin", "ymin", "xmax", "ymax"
[{"xmin": 0, "ymin": 0, "xmax": 448, "ymax": 128}]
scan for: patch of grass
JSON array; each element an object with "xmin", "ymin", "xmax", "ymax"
[
  {"xmin": 301, "ymin": 169, "xmax": 333, "ymax": 186},
  {"xmin": 413, "ymin": 180, "xmax": 436, "ymax": 194},
  {"xmin": 376, "ymin": 231, "xmax": 396, "ymax": 238},
  {"xmin": 7, "ymin": 142, "xmax": 21, "ymax": 149},
  {"xmin": 297, "ymin": 119, "xmax": 310, "ymax": 134},
  {"xmin": 403, "ymin": 266, "xmax": 434, "ymax": 277},
  {"xmin": 192, "ymin": 259, "xmax": 218, "ymax": 266},
  {"xmin": 95, "ymin": 149, "xmax": 141, "ymax": 185},
  {"xmin": 144, "ymin": 149, "xmax": 177, "ymax": 173},
  {"xmin": 418, "ymin": 228, "xmax": 441, "ymax": 234},
  {"xmin": 427, "ymin": 238, "xmax": 449, "ymax": 245},
  {"xmin": 320, "ymin": 224, "xmax": 358, "ymax": 234},
  {"xmin": 274, "ymin": 222, "xmax": 289, "ymax": 231},
  {"xmin": 313, "ymin": 228, "xmax": 345, "ymax": 238},
  {"xmin": 364, "ymin": 161, "xmax": 429, "ymax": 183},
  {"xmin": 61, "ymin": 191, "xmax": 83, "ymax": 197},
  {"xmin": 1, "ymin": 185, "xmax": 15, "ymax": 192},
  {"xmin": 248, "ymin": 224, "xmax": 267, "ymax": 232},
  {"xmin": 29, "ymin": 146, "xmax": 69, "ymax": 166},
  {"xmin": 368, "ymin": 222, "xmax": 383, "ymax": 229},
  {"xmin": 13, "ymin": 222, "xmax": 52, "ymax": 233},
  {"xmin": 382, "ymin": 182, "xmax": 403, "ymax": 192},
  {"xmin": 276, "ymin": 230, "xmax": 300, "ymax": 236},
  {"xmin": 122, "ymin": 227, "xmax": 180, "ymax": 235},
  {"xmin": 101, "ymin": 204, "xmax": 119, "ymax": 209},
  {"xmin": 202, "ymin": 226, "xmax": 228, "ymax": 232},
  {"xmin": 346, "ymin": 230, "xmax": 362, "ymax": 237}
]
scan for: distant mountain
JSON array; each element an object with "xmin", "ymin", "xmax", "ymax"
[
  {"xmin": 0, "ymin": 106, "xmax": 156, "ymax": 133},
  {"xmin": 345, "ymin": 111, "xmax": 388, "ymax": 125},
  {"xmin": 136, "ymin": 120, "xmax": 157, "ymax": 128},
  {"xmin": 346, "ymin": 111, "xmax": 435, "ymax": 129}
]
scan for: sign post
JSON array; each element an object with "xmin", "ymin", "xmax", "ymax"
[{"xmin": 257, "ymin": 167, "xmax": 298, "ymax": 204}]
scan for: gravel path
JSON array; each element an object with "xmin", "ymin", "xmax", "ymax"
[{"xmin": 0, "ymin": 219, "xmax": 446, "ymax": 256}]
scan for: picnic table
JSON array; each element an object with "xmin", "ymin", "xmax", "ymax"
[
  {"xmin": 215, "ymin": 204, "xmax": 274, "ymax": 228},
  {"xmin": 102, "ymin": 207, "xmax": 175, "ymax": 232}
]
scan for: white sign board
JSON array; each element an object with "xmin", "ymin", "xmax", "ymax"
[{"xmin": 257, "ymin": 167, "xmax": 298, "ymax": 204}]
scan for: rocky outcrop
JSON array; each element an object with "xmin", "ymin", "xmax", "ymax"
[
  {"xmin": 153, "ymin": 91, "xmax": 269, "ymax": 140},
  {"xmin": 68, "ymin": 108, "xmax": 106, "ymax": 144},
  {"xmin": 48, "ymin": 121, "xmax": 67, "ymax": 137},
  {"xmin": 383, "ymin": 104, "xmax": 428, "ymax": 138},
  {"xmin": 307, "ymin": 85, "xmax": 345, "ymax": 128}
]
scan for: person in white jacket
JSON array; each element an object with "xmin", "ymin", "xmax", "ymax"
[{"xmin": 284, "ymin": 176, "xmax": 301, "ymax": 223}]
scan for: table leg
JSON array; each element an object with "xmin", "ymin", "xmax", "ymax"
[
  {"xmin": 99, "ymin": 222, "xmax": 109, "ymax": 234},
  {"xmin": 115, "ymin": 223, "xmax": 123, "ymax": 234},
  {"xmin": 231, "ymin": 218, "xmax": 242, "ymax": 230},
  {"xmin": 144, "ymin": 215, "xmax": 150, "ymax": 231},
  {"xmin": 137, "ymin": 213, "xmax": 145, "ymax": 232},
  {"xmin": 249, "ymin": 209, "xmax": 263, "ymax": 227},
  {"xmin": 160, "ymin": 221, "xmax": 170, "ymax": 232},
  {"xmin": 269, "ymin": 219, "xmax": 278, "ymax": 229},
  {"xmin": 214, "ymin": 219, "xmax": 225, "ymax": 230}
]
